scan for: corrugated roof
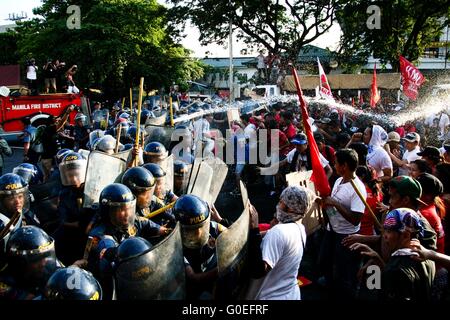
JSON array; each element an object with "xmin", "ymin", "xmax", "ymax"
[
  {"xmin": 0, "ymin": 24, "xmax": 16, "ymax": 33},
  {"xmin": 201, "ymin": 57, "xmax": 256, "ymax": 68}
]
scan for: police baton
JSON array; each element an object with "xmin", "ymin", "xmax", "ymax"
[
  {"xmin": 115, "ymin": 124, "xmax": 122, "ymax": 153},
  {"xmin": 144, "ymin": 201, "xmax": 176, "ymax": 219},
  {"xmin": 0, "ymin": 211, "xmax": 21, "ymax": 241},
  {"xmin": 349, "ymin": 178, "xmax": 383, "ymax": 231},
  {"xmin": 133, "ymin": 77, "xmax": 145, "ymax": 167}
]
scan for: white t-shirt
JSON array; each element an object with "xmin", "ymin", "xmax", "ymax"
[
  {"xmin": 26, "ymin": 65, "xmax": 37, "ymax": 80},
  {"xmin": 398, "ymin": 146, "xmax": 421, "ymax": 176},
  {"xmin": 367, "ymin": 147, "xmax": 392, "ymax": 178},
  {"xmin": 439, "ymin": 113, "xmax": 449, "ymax": 138},
  {"xmin": 255, "ymin": 222, "xmax": 306, "ymax": 300},
  {"xmin": 326, "ymin": 177, "xmax": 367, "ymax": 234},
  {"xmin": 286, "ymin": 148, "xmax": 329, "ymax": 171},
  {"xmin": 257, "ymin": 55, "xmax": 266, "ymax": 69},
  {"xmin": 244, "ymin": 123, "xmax": 257, "ymax": 149}
]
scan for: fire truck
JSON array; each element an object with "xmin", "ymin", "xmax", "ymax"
[{"xmin": 0, "ymin": 93, "xmax": 91, "ymax": 141}]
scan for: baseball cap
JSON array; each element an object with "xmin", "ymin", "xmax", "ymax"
[
  {"xmin": 402, "ymin": 132, "xmax": 420, "ymax": 143},
  {"xmin": 387, "ymin": 131, "xmax": 401, "ymax": 143},
  {"xmin": 416, "ymin": 173, "xmax": 444, "ymax": 197},
  {"xmin": 383, "ymin": 208, "xmax": 424, "ymax": 236},
  {"xmin": 389, "ymin": 176, "xmax": 422, "ymax": 201},
  {"xmin": 291, "ymin": 133, "xmax": 308, "ymax": 145},
  {"xmin": 417, "ymin": 146, "xmax": 440, "ymax": 158}
]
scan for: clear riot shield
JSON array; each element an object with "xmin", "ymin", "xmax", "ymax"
[
  {"xmin": 83, "ymin": 151, "xmax": 128, "ymax": 208},
  {"xmin": 159, "ymin": 154, "xmax": 174, "ymax": 192},
  {"xmin": 112, "ymin": 149, "xmax": 132, "ymax": 163},
  {"xmin": 0, "ymin": 212, "xmax": 23, "ymax": 255},
  {"xmin": 144, "ymin": 125, "xmax": 175, "ymax": 150},
  {"xmin": 204, "ymin": 158, "xmax": 228, "ymax": 204},
  {"xmin": 285, "ymin": 170, "xmax": 322, "ymax": 235},
  {"xmin": 89, "ymin": 130, "xmax": 104, "ymax": 149},
  {"xmin": 215, "ymin": 187, "xmax": 250, "ymax": 300},
  {"xmin": 186, "ymin": 160, "xmax": 213, "ymax": 201},
  {"xmin": 114, "ymin": 223, "xmax": 185, "ymax": 300},
  {"xmin": 146, "ymin": 111, "xmax": 167, "ymax": 126}
]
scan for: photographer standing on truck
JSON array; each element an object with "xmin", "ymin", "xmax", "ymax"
[
  {"xmin": 26, "ymin": 58, "xmax": 38, "ymax": 95},
  {"xmin": 43, "ymin": 59, "xmax": 57, "ymax": 93}
]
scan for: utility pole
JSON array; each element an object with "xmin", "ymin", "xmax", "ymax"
[{"xmin": 228, "ymin": 0, "xmax": 234, "ymax": 103}]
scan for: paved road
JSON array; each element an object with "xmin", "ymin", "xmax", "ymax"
[{"xmin": 3, "ymin": 146, "xmax": 26, "ymax": 174}]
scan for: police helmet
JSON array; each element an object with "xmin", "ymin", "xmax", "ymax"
[
  {"xmin": 55, "ymin": 148, "xmax": 72, "ymax": 165},
  {"xmin": 0, "ymin": 173, "xmax": 30, "ymax": 216},
  {"xmin": 119, "ymin": 112, "xmax": 130, "ymax": 120},
  {"xmin": 44, "ymin": 266, "xmax": 102, "ymax": 300},
  {"xmin": 121, "ymin": 167, "xmax": 155, "ymax": 193},
  {"xmin": 96, "ymin": 135, "xmax": 117, "ymax": 154},
  {"xmin": 174, "ymin": 195, "xmax": 210, "ymax": 249},
  {"xmin": 99, "ymin": 183, "xmax": 136, "ymax": 230},
  {"xmin": 142, "ymin": 163, "xmax": 166, "ymax": 178},
  {"xmin": 59, "ymin": 152, "xmax": 87, "ymax": 186},
  {"xmin": 144, "ymin": 142, "xmax": 167, "ymax": 156},
  {"xmin": 6, "ymin": 226, "xmax": 57, "ymax": 287},
  {"xmin": 121, "ymin": 143, "xmax": 133, "ymax": 151},
  {"xmin": 174, "ymin": 160, "xmax": 189, "ymax": 177},
  {"xmin": 0, "ymin": 173, "xmax": 28, "ymax": 195},
  {"xmin": 117, "ymin": 237, "xmax": 153, "ymax": 263},
  {"xmin": 13, "ymin": 163, "xmax": 43, "ymax": 185},
  {"xmin": 174, "ymin": 194, "xmax": 209, "ymax": 226},
  {"xmin": 74, "ymin": 113, "xmax": 87, "ymax": 122}
]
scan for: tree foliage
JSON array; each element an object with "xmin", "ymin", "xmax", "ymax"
[
  {"xmin": 6, "ymin": 0, "xmax": 204, "ymax": 98},
  {"xmin": 336, "ymin": 0, "xmax": 450, "ymax": 71},
  {"xmin": 168, "ymin": 0, "xmax": 338, "ymax": 60}
]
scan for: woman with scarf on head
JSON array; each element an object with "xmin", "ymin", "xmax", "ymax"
[
  {"xmin": 349, "ymin": 124, "xmax": 393, "ymax": 183},
  {"xmin": 248, "ymin": 185, "xmax": 317, "ymax": 300}
]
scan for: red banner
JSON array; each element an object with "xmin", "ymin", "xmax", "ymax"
[
  {"xmin": 370, "ymin": 64, "xmax": 380, "ymax": 108},
  {"xmin": 399, "ymin": 56, "xmax": 425, "ymax": 100},
  {"xmin": 317, "ymin": 58, "xmax": 334, "ymax": 100},
  {"xmin": 291, "ymin": 65, "xmax": 331, "ymax": 197}
]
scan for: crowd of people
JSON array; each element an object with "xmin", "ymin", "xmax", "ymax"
[
  {"xmin": 1, "ymin": 94, "xmax": 450, "ymax": 301},
  {"xmin": 25, "ymin": 57, "xmax": 78, "ymax": 95}
]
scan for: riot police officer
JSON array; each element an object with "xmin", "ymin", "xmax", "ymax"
[
  {"xmin": 96, "ymin": 135, "xmax": 120, "ymax": 155},
  {"xmin": 173, "ymin": 194, "xmax": 226, "ymax": 299},
  {"xmin": 13, "ymin": 163, "xmax": 44, "ymax": 186},
  {"xmin": 122, "ymin": 166, "xmax": 176, "ymax": 228},
  {"xmin": 173, "ymin": 160, "xmax": 189, "ymax": 196},
  {"xmin": 53, "ymin": 152, "xmax": 93, "ymax": 265},
  {"xmin": 0, "ymin": 173, "xmax": 39, "ymax": 226},
  {"xmin": 143, "ymin": 141, "xmax": 168, "ymax": 165},
  {"xmin": 85, "ymin": 183, "xmax": 167, "ymax": 299},
  {"xmin": 43, "ymin": 266, "xmax": 102, "ymax": 300},
  {"xmin": 142, "ymin": 163, "xmax": 178, "ymax": 206},
  {"xmin": 73, "ymin": 113, "xmax": 91, "ymax": 151},
  {"xmin": 0, "ymin": 226, "xmax": 59, "ymax": 299}
]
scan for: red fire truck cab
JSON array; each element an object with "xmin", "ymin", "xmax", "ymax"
[{"xmin": 0, "ymin": 93, "xmax": 91, "ymax": 140}]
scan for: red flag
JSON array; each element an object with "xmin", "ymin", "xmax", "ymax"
[
  {"xmin": 359, "ymin": 93, "xmax": 364, "ymax": 105},
  {"xmin": 317, "ymin": 58, "xmax": 334, "ymax": 100},
  {"xmin": 370, "ymin": 64, "xmax": 380, "ymax": 108},
  {"xmin": 290, "ymin": 65, "xmax": 331, "ymax": 197},
  {"xmin": 399, "ymin": 56, "xmax": 425, "ymax": 100}
]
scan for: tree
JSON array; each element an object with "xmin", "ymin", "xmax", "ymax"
[
  {"xmin": 168, "ymin": 0, "xmax": 338, "ymax": 61},
  {"xmin": 336, "ymin": 0, "xmax": 450, "ymax": 71},
  {"xmin": 0, "ymin": 31, "xmax": 19, "ymax": 65},
  {"xmin": 9, "ymin": 0, "xmax": 204, "ymax": 99}
]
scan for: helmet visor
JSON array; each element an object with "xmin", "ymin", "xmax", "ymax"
[
  {"xmin": 12, "ymin": 167, "xmax": 36, "ymax": 184},
  {"xmin": 59, "ymin": 159, "xmax": 87, "ymax": 186},
  {"xmin": 109, "ymin": 199, "xmax": 137, "ymax": 231},
  {"xmin": 180, "ymin": 216, "xmax": 210, "ymax": 249},
  {"xmin": 0, "ymin": 187, "xmax": 30, "ymax": 216}
]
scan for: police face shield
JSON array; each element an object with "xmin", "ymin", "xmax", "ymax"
[
  {"xmin": 109, "ymin": 199, "xmax": 137, "ymax": 231},
  {"xmin": 59, "ymin": 158, "xmax": 87, "ymax": 187},
  {"xmin": 154, "ymin": 177, "xmax": 166, "ymax": 199},
  {"xmin": 9, "ymin": 240, "xmax": 57, "ymax": 288},
  {"xmin": 0, "ymin": 186, "xmax": 30, "ymax": 217},
  {"xmin": 12, "ymin": 167, "xmax": 36, "ymax": 185},
  {"xmin": 89, "ymin": 130, "xmax": 104, "ymax": 149},
  {"xmin": 174, "ymin": 173, "xmax": 189, "ymax": 196},
  {"xmin": 135, "ymin": 188, "xmax": 155, "ymax": 209},
  {"xmin": 180, "ymin": 215, "xmax": 211, "ymax": 249}
]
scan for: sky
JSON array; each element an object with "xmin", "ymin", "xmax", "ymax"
[{"xmin": 0, "ymin": 0, "xmax": 341, "ymax": 57}]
